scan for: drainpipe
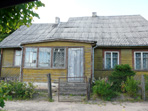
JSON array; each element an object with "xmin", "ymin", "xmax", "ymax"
[
  {"xmin": 92, "ymin": 45, "xmax": 98, "ymax": 81},
  {"xmin": 19, "ymin": 46, "xmax": 23, "ymax": 82}
]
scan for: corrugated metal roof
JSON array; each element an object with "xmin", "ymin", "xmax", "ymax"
[{"xmin": 1, "ymin": 15, "xmax": 148, "ymax": 48}]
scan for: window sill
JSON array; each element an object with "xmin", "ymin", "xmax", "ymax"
[
  {"xmin": 134, "ymin": 69, "xmax": 148, "ymax": 72},
  {"xmin": 102, "ymin": 69, "xmax": 114, "ymax": 71},
  {"xmin": 2, "ymin": 66, "xmax": 20, "ymax": 68},
  {"xmin": 23, "ymin": 67, "xmax": 66, "ymax": 70}
]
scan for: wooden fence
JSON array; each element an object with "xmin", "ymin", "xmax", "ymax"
[{"xmin": 0, "ymin": 76, "xmax": 19, "ymax": 83}]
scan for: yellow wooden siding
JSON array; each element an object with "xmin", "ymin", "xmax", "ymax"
[
  {"xmin": 1, "ymin": 49, "xmax": 20, "ymax": 77},
  {"xmin": 23, "ymin": 69, "xmax": 67, "ymax": 82},
  {"xmin": 121, "ymin": 49, "xmax": 133, "ymax": 67},
  {"xmin": 94, "ymin": 48, "xmax": 148, "ymax": 79},
  {"xmin": 2, "ymin": 49, "xmax": 14, "ymax": 67},
  {"xmin": 23, "ymin": 41, "xmax": 92, "ymax": 82},
  {"xmin": 1, "ymin": 67, "xmax": 20, "ymax": 77}
]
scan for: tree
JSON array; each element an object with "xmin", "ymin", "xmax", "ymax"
[{"xmin": 0, "ymin": 1, "xmax": 45, "ymax": 34}]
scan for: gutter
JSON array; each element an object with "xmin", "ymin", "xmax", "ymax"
[
  {"xmin": 92, "ymin": 45, "xmax": 98, "ymax": 81},
  {"xmin": 19, "ymin": 46, "xmax": 24, "ymax": 82}
]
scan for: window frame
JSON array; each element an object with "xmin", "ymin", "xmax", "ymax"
[
  {"xmin": 24, "ymin": 47, "xmax": 38, "ymax": 68},
  {"xmin": 14, "ymin": 49, "xmax": 22, "ymax": 67},
  {"xmin": 104, "ymin": 51, "xmax": 119, "ymax": 69},
  {"xmin": 38, "ymin": 47, "xmax": 52, "ymax": 68},
  {"xmin": 134, "ymin": 51, "xmax": 148, "ymax": 70},
  {"xmin": 24, "ymin": 47, "xmax": 66, "ymax": 69},
  {"xmin": 52, "ymin": 47, "xmax": 66, "ymax": 69}
]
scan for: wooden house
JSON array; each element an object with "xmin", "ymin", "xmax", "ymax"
[{"xmin": 1, "ymin": 13, "xmax": 148, "ymax": 84}]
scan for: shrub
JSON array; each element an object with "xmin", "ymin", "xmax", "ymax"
[
  {"xmin": 0, "ymin": 82, "xmax": 11, "ymax": 108},
  {"xmin": 145, "ymin": 75, "xmax": 148, "ymax": 91},
  {"xmin": 0, "ymin": 81, "xmax": 36, "ymax": 100},
  {"xmin": 125, "ymin": 76, "xmax": 139, "ymax": 97},
  {"xmin": 144, "ymin": 75, "xmax": 148, "ymax": 97},
  {"xmin": 92, "ymin": 78, "xmax": 116, "ymax": 101},
  {"xmin": 109, "ymin": 64, "xmax": 136, "ymax": 92}
]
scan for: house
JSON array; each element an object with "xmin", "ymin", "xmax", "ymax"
[{"xmin": 1, "ymin": 12, "xmax": 148, "ymax": 84}]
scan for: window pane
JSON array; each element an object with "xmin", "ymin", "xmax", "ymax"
[
  {"xmin": 106, "ymin": 53, "xmax": 111, "ymax": 69},
  {"xmin": 39, "ymin": 48, "xmax": 51, "ymax": 67},
  {"xmin": 143, "ymin": 53, "xmax": 148, "ymax": 69},
  {"xmin": 53, "ymin": 48, "xmax": 65, "ymax": 68},
  {"xmin": 14, "ymin": 50, "xmax": 21, "ymax": 66},
  {"xmin": 25, "ymin": 48, "xmax": 37, "ymax": 67},
  {"xmin": 135, "ymin": 53, "xmax": 141, "ymax": 70},
  {"xmin": 113, "ymin": 53, "xmax": 118, "ymax": 68}
]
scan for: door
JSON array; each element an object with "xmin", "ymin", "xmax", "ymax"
[{"xmin": 68, "ymin": 48, "xmax": 84, "ymax": 82}]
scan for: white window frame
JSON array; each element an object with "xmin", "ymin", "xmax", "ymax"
[
  {"xmin": 134, "ymin": 51, "xmax": 148, "ymax": 70},
  {"xmin": 14, "ymin": 50, "xmax": 21, "ymax": 66},
  {"xmin": 104, "ymin": 51, "xmax": 119, "ymax": 69}
]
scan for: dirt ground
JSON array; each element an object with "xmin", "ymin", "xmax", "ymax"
[
  {"xmin": 1, "ymin": 91, "xmax": 148, "ymax": 111},
  {"xmin": 1, "ymin": 100, "xmax": 148, "ymax": 111}
]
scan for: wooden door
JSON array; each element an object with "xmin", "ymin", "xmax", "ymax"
[{"xmin": 68, "ymin": 48, "xmax": 84, "ymax": 82}]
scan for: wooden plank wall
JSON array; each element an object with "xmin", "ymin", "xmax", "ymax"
[
  {"xmin": 94, "ymin": 48, "xmax": 148, "ymax": 79},
  {"xmin": 23, "ymin": 41, "xmax": 92, "ymax": 83},
  {"xmin": 1, "ymin": 49, "xmax": 20, "ymax": 77}
]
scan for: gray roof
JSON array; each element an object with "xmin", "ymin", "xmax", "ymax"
[{"xmin": 1, "ymin": 15, "xmax": 148, "ymax": 48}]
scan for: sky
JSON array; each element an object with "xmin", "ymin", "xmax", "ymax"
[{"xmin": 33, "ymin": 0, "xmax": 148, "ymax": 23}]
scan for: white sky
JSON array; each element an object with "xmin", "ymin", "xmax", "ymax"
[{"xmin": 33, "ymin": 0, "xmax": 148, "ymax": 23}]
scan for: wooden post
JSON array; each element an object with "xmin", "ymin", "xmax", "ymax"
[
  {"xmin": 87, "ymin": 78, "xmax": 91, "ymax": 100},
  {"xmin": 47, "ymin": 73, "xmax": 52, "ymax": 100},
  {"xmin": 141, "ymin": 75, "xmax": 145, "ymax": 101},
  {"xmin": 0, "ymin": 49, "xmax": 3, "ymax": 77}
]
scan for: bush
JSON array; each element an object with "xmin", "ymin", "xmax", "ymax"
[
  {"xmin": 109, "ymin": 64, "xmax": 136, "ymax": 92},
  {"xmin": 0, "ymin": 82, "xmax": 11, "ymax": 108},
  {"xmin": 125, "ymin": 76, "xmax": 139, "ymax": 97},
  {"xmin": 144, "ymin": 75, "xmax": 148, "ymax": 97},
  {"xmin": 0, "ymin": 81, "xmax": 36, "ymax": 100},
  {"xmin": 92, "ymin": 78, "xmax": 116, "ymax": 101},
  {"xmin": 145, "ymin": 75, "xmax": 148, "ymax": 91}
]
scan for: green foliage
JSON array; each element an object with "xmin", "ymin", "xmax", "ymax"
[
  {"xmin": 0, "ymin": 1, "xmax": 45, "ymax": 33},
  {"xmin": 92, "ymin": 78, "xmax": 116, "ymax": 101},
  {"xmin": 48, "ymin": 98, "xmax": 54, "ymax": 102},
  {"xmin": 0, "ymin": 82, "xmax": 12, "ymax": 108},
  {"xmin": 0, "ymin": 33, "xmax": 10, "ymax": 42},
  {"xmin": 144, "ymin": 75, "xmax": 148, "ymax": 97},
  {"xmin": 124, "ymin": 76, "xmax": 139, "ymax": 97},
  {"xmin": 121, "ymin": 81, "xmax": 126, "ymax": 93},
  {"xmin": 109, "ymin": 64, "xmax": 136, "ymax": 92},
  {"xmin": 0, "ymin": 81, "xmax": 36, "ymax": 100},
  {"xmin": 145, "ymin": 75, "xmax": 148, "ymax": 91}
]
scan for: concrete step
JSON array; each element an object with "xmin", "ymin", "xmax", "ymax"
[
  {"xmin": 59, "ymin": 82, "xmax": 87, "ymax": 95},
  {"xmin": 59, "ymin": 82, "xmax": 87, "ymax": 87}
]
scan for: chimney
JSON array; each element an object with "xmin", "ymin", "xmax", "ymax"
[
  {"xmin": 55, "ymin": 17, "xmax": 60, "ymax": 24},
  {"xmin": 92, "ymin": 12, "xmax": 97, "ymax": 17}
]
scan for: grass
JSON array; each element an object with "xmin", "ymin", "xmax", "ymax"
[{"xmin": 48, "ymin": 98, "xmax": 54, "ymax": 102}]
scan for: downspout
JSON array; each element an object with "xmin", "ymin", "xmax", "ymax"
[
  {"xmin": 92, "ymin": 45, "xmax": 98, "ymax": 81},
  {"xmin": 19, "ymin": 46, "xmax": 23, "ymax": 82}
]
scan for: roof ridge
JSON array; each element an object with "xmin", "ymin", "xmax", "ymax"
[{"xmin": 68, "ymin": 14, "xmax": 142, "ymax": 20}]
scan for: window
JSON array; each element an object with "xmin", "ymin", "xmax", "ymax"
[
  {"xmin": 14, "ymin": 50, "xmax": 21, "ymax": 66},
  {"xmin": 25, "ymin": 48, "xmax": 37, "ymax": 67},
  {"xmin": 53, "ymin": 48, "xmax": 65, "ymax": 68},
  {"xmin": 38, "ymin": 48, "xmax": 51, "ymax": 67},
  {"xmin": 135, "ymin": 52, "xmax": 148, "ymax": 70},
  {"xmin": 24, "ymin": 47, "xmax": 66, "ymax": 69},
  {"xmin": 105, "ymin": 51, "xmax": 119, "ymax": 69}
]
